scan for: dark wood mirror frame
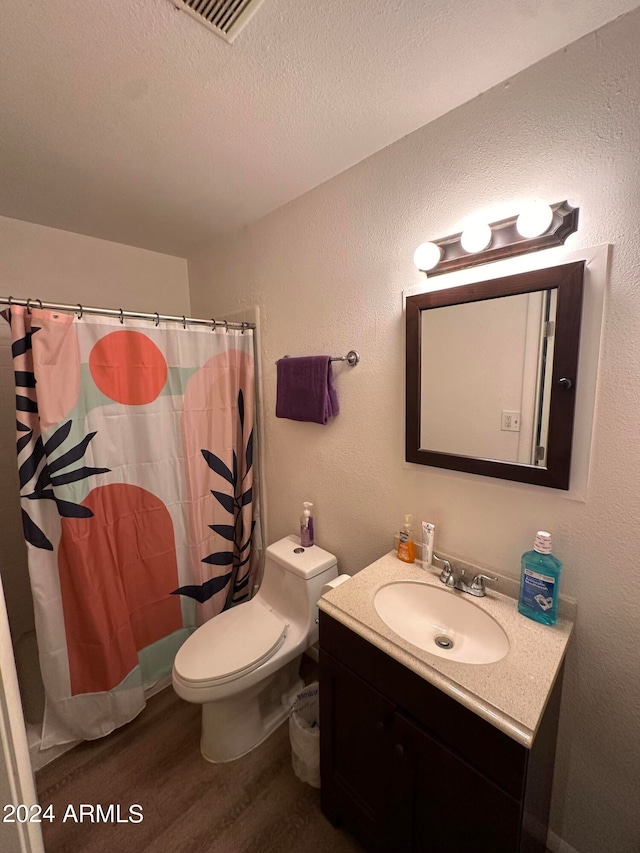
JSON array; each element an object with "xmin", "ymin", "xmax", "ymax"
[{"xmin": 406, "ymin": 260, "xmax": 585, "ymax": 490}]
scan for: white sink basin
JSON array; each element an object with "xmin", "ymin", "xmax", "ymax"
[{"xmin": 374, "ymin": 581, "xmax": 509, "ymax": 664}]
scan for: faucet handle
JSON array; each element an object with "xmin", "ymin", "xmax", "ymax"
[
  {"xmin": 470, "ymin": 573, "xmax": 497, "ymax": 595},
  {"xmin": 433, "ymin": 554, "xmax": 455, "ymax": 587}
]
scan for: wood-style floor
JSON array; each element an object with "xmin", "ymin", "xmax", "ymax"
[
  {"xmin": 36, "ymin": 685, "xmax": 363, "ymax": 853},
  {"xmin": 35, "ymin": 679, "xmax": 555, "ymax": 853}
]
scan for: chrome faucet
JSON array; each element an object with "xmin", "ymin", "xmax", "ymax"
[{"xmin": 433, "ymin": 554, "xmax": 497, "ymax": 598}]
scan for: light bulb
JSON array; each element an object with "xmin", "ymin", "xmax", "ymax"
[
  {"xmin": 460, "ymin": 223, "xmax": 492, "ymax": 254},
  {"xmin": 516, "ymin": 201, "xmax": 554, "ymax": 238},
  {"xmin": 413, "ymin": 242, "xmax": 442, "ymax": 271}
]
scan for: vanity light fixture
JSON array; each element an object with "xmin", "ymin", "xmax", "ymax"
[{"xmin": 413, "ymin": 200, "xmax": 578, "ymax": 277}]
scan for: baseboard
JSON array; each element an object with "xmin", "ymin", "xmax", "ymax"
[{"xmin": 547, "ymin": 829, "xmax": 580, "ymax": 853}]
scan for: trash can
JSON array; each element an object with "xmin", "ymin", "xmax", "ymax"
[{"xmin": 289, "ymin": 681, "xmax": 320, "ymax": 788}]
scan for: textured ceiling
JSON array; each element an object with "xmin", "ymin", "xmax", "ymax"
[{"xmin": 1, "ymin": 0, "xmax": 638, "ymax": 257}]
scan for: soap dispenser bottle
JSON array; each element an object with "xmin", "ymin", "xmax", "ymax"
[
  {"xmin": 300, "ymin": 502, "xmax": 314, "ymax": 547},
  {"xmin": 518, "ymin": 531, "xmax": 562, "ymax": 626},
  {"xmin": 397, "ymin": 514, "xmax": 415, "ymax": 563}
]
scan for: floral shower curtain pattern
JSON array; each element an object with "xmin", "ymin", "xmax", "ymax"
[{"xmin": 4, "ymin": 305, "xmax": 258, "ymax": 748}]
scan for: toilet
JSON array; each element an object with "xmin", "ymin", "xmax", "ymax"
[{"xmin": 172, "ymin": 534, "xmax": 338, "ymax": 763}]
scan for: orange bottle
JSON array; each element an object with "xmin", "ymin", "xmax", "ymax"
[{"xmin": 397, "ymin": 514, "xmax": 416, "ymax": 563}]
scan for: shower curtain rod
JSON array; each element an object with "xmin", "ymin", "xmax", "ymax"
[{"xmin": 0, "ymin": 295, "xmax": 256, "ymax": 331}]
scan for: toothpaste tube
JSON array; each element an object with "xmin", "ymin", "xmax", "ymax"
[{"xmin": 421, "ymin": 521, "xmax": 435, "ymax": 568}]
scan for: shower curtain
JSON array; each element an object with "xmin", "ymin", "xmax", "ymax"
[{"xmin": 4, "ymin": 305, "xmax": 259, "ymax": 748}]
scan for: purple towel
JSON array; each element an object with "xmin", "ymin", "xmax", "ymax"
[{"xmin": 276, "ymin": 356, "xmax": 339, "ymax": 424}]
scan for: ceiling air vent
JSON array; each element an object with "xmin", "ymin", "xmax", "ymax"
[{"xmin": 171, "ymin": 0, "xmax": 266, "ymax": 43}]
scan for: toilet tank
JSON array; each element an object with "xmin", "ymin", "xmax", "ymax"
[{"xmin": 258, "ymin": 535, "xmax": 338, "ymax": 642}]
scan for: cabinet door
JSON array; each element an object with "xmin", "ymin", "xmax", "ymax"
[
  {"xmin": 320, "ymin": 651, "xmax": 409, "ymax": 851},
  {"xmin": 394, "ymin": 712, "xmax": 522, "ymax": 853}
]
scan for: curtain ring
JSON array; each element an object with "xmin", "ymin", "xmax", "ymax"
[
  {"xmin": 240, "ymin": 322, "xmax": 246, "ymax": 334},
  {"xmin": 26, "ymin": 298, "xmax": 32, "ymax": 314},
  {"xmin": 211, "ymin": 319, "xmax": 216, "ymax": 332},
  {"xmin": 37, "ymin": 299, "xmax": 43, "ymax": 309},
  {"xmin": 7, "ymin": 296, "xmax": 12, "ymax": 305},
  {"xmin": 154, "ymin": 312, "xmax": 160, "ymax": 327},
  {"xmin": 223, "ymin": 320, "xmax": 229, "ymax": 333},
  {"xmin": 182, "ymin": 316, "xmax": 187, "ymax": 329},
  {"xmin": 119, "ymin": 308, "xmax": 124, "ymax": 324},
  {"xmin": 77, "ymin": 304, "xmax": 83, "ymax": 319}
]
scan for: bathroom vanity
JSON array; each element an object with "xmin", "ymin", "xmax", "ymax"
[{"xmin": 318, "ymin": 554, "xmax": 573, "ymax": 853}]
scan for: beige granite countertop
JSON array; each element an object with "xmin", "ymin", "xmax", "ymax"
[{"xmin": 318, "ymin": 552, "xmax": 574, "ymax": 748}]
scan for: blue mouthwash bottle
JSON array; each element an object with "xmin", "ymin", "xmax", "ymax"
[{"xmin": 518, "ymin": 531, "xmax": 562, "ymax": 626}]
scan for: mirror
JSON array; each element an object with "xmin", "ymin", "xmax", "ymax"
[{"xmin": 406, "ymin": 261, "xmax": 585, "ymax": 489}]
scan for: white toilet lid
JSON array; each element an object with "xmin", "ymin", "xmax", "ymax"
[{"xmin": 174, "ymin": 600, "xmax": 288, "ymax": 684}]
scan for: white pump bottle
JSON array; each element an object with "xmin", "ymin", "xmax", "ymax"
[{"xmin": 300, "ymin": 502, "xmax": 314, "ymax": 547}]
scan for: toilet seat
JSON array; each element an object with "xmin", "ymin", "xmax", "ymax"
[{"xmin": 174, "ymin": 600, "xmax": 288, "ymax": 686}]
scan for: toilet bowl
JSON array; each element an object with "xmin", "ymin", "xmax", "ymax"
[{"xmin": 172, "ymin": 535, "xmax": 338, "ymax": 762}]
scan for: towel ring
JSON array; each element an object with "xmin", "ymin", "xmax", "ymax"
[
  {"xmin": 77, "ymin": 304, "xmax": 83, "ymax": 319},
  {"xmin": 154, "ymin": 312, "xmax": 160, "ymax": 327},
  {"xmin": 119, "ymin": 308, "xmax": 124, "ymax": 324}
]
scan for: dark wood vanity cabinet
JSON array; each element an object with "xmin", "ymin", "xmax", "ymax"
[{"xmin": 319, "ymin": 612, "xmax": 564, "ymax": 853}]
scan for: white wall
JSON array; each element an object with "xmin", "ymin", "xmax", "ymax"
[
  {"xmin": 188, "ymin": 10, "xmax": 640, "ymax": 853},
  {"xmin": 0, "ymin": 215, "xmax": 190, "ymax": 708},
  {"xmin": 0, "ymin": 215, "xmax": 189, "ymax": 312}
]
